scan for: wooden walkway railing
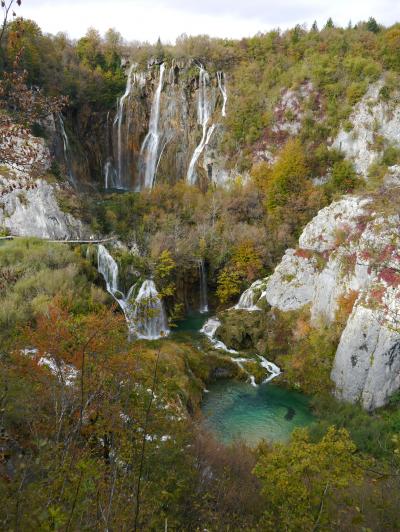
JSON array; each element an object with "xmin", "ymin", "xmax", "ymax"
[{"xmin": 0, "ymin": 235, "xmax": 117, "ymax": 244}]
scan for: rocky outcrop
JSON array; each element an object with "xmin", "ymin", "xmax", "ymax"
[
  {"xmin": 333, "ymin": 80, "xmax": 400, "ymax": 177},
  {"xmin": 0, "ymin": 126, "xmax": 85, "ymax": 239},
  {"xmin": 231, "ymin": 192, "xmax": 400, "ymax": 409}
]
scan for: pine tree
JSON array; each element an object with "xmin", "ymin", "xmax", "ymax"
[
  {"xmin": 325, "ymin": 17, "xmax": 334, "ymax": 29},
  {"xmin": 366, "ymin": 17, "xmax": 380, "ymax": 34}
]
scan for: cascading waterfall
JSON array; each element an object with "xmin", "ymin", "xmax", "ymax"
[
  {"xmin": 58, "ymin": 114, "xmax": 77, "ymax": 187},
  {"xmin": 217, "ymin": 71, "xmax": 227, "ymax": 117},
  {"xmin": 113, "ymin": 64, "xmax": 135, "ymax": 189},
  {"xmin": 234, "ymin": 280, "xmax": 263, "ymax": 311},
  {"xmin": 98, "ymin": 244, "xmax": 123, "ymax": 299},
  {"xmin": 139, "ymin": 63, "xmax": 166, "ymax": 189},
  {"xmin": 97, "ymin": 245, "xmax": 169, "ymax": 340},
  {"xmin": 201, "ymin": 316, "xmax": 281, "ymax": 384},
  {"xmin": 198, "ymin": 259, "xmax": 209, "ymax": 313},
  {"xmin": 187, "ymin": 66, "xmax": 216, "ymax": 185},
  {"xmin": 133, "ymin": 279, "xmax": 169, "ymax": 339}
]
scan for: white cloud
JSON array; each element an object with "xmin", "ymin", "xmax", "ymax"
[{"xmin": 20, "ymin": 0, "xmax": 400, "ymax": 42}]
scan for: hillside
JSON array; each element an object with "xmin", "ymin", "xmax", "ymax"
[{"xmin": 1, "ymin": 10, "xmax": 400, "ymax": 530}]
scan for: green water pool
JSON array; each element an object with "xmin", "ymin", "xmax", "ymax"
[{"xmin": 201, "ymin": 380, "xmax": 314, "ymax": 446}]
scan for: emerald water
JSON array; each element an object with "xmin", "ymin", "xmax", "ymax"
[
  {"xmin": 202, "ymin": 380, "xmax": 314, "ymax": 446},
  {"xmin": 173, "ymin": 311, "xmax": 314, "ymax": 446},
  {"xmin": 174, "ymin": 311, "xmax": 211, "ymax": 333}
]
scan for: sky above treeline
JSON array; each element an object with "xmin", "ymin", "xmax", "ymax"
[{"xmin": 20, "ymin": 0, "xmax": 400, "ymax": 42}]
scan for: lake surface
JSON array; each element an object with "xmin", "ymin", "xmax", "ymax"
[{"xmin": 202, "ymin": 380, "xmax": 314, "ymax": 446}]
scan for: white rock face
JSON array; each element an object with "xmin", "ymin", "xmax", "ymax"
[
  {"xmin": 331, "ymin": 304, "xmax": 400, "ymax": 410},
  {"xmin": 299, "ymin": 196, "xmax": 370, "ymax": 252},
  {"xmin": 0, "ymin": 126, "xmax": 84, "ymax": 239},
  {"xmin": 262, "ymin": 249, "xmax": 318, "ymax": 311},
  {"xmin": 332, "ymin": 81, "xmax": 400, "ymax": 177},
  {"xmin": 234, "ymin": 190, "xmax": 400, "ymax": 409},
  {"xmin": 0, "ymin": 177, "xmax": 84, "ymax": 239}
]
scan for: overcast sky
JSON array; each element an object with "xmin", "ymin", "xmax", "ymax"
[{"xmin": 19, "ymin": 0, "xmax": 400, "ymax": 43}]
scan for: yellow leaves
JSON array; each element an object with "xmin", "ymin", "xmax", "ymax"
[{"xmin": 254, "ymin": 426, "xmax": 364, "ymax": 530}]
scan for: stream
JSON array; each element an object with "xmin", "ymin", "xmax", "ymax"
[{"xmin": 174, "ymin": 312, "xmax": 314, "ymax": 446}]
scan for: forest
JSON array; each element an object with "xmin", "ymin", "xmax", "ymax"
[{"xmin": 1, "ymin": 2, "xmax": 400, "ymax": 529}]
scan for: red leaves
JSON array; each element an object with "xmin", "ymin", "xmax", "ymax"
[
  {"xmin": 294, "ymin": 248, "xmax": 313, "ymax": 259},
  {"xmin": 378, "ymin": 267, "xmax": 400, "ymax": 287}
]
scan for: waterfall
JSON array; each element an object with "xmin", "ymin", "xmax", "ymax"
[
  {"xmin": 98, "ymin": 244, "xmax": 121, "ymax": 297},
  {"xmin": 259, "ymin": 356, "xmax": 281, "ymax": 383},
  {"xmin": 217, "ymin": 71, "xmax": 227, "ymax": 117},
  {"xmin": 200, "ymin": 317, "xmax": 238, "ymax": 353},
  {"xmin": 234, "ymin": 280, "xmax": 263, "ymax": 311},
  {"xmin": 58, "ymin": 114, "xmax": 77, "ymax": 187},
  {"xmin": 133, "ymin": 279, "xmax": 169, "ymax": 339},
  {"xmin": 97, "ymin": 245, "xmax": 169, "ymax": 340},
  {"xmin": 187, "ymin": 66, "xmax": 216, "ymax": 185},
  {"xmin": 201, "ymin": 316, "xmax": 281, "ymax": 384},
  {"xmin": 104, "ymin": 160, "xmax": 117, "ymax": 189},
  {"xmin": 113, "ymin": 64, "xmax": 135, "ymax": 189},
  {"xmin": 139, "ymin": 63, "xmax": 166, "ymax": 189},
  {"xmin": 198, "ymin": 259, "xmax": 209, "ymax": 313}
]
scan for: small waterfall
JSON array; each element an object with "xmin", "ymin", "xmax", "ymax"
[
  {"xmin": 114, "ymin": 64, "xmax": 135, "ymax": 189},
  {"xmin": 133, "ymin": 279, "xmax": 169, "ymax": 339},
  {"xmin": 200, "ymin": 317, "xmax": 238, "ymax": 353},
  {"xmin": 98, "ymin": 244, "xmax": 122, "ymax": 297},
  {"xmin": 259, "ymin": 356, "xmax": 281, "ymax": 383},
  {"xmin": 58, "ymin": 114, "xmax": 77, "ymax": 187},
  {"xmin": 234, "ymin": 280, "xmax": 263, "ymax": 311},
  {"xmin": 140, "ymin": 63, "xmax": 166, "ymax": 189},
  {"xmin": 97, "ymin": 245, "xmax": 169, "ymax": 339},
  {"xmin": 104, "ymin": 160, "xmax": 117, "ymax": 189},
  {"xmin": 201, "ymin": 316, "xmax": 281, "ymax": 384},
  {"xmin": 198, "ymin": 259, "xmax": 209, "ymax": 313},
  {"xmin": 217, "ymin": 71, "xmax": 227, "ymax": 117},
  {"xmin": 187, "ymin": 66, "xmax": 216, "ymax": 185}
]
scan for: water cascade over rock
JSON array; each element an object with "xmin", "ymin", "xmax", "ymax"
[
  {"xmin": 200, "ymin": 316, "xmax": 281, "ymax": 384},
  {"xmin": 139, "ymin": 63, "xmax": 166, "ymax": 189},
  {"xmin": 217, "ymin": 71, "xmax": 227, "ymax": 117},
  {"xmin": 97, "ymin": 245, "xmax": 169, "ymax": 339},
  {"xmin": 198, "ymin": 259, "xmax": 209, "ymax": 313},
  {"xmin": 187, "ymin": 66, "xmax": 216, "ymax": 185},
  {"xmin": 234, "ymin": 280, "xmax": 264, "ymax": 311},
  {"xmin": 102, "ymin": 60, "xmax": 228, "ymax": 190},
  {"xmin": 110, "ymin": 65, "xmax": 146, "ymax": 189},
  {"xmin": 58, "ymin": 114, "xmax": 77, "ymax": 187},
  {"xmin": 133, "ymin": 279, "xmax": 170, "ymax": 339}
]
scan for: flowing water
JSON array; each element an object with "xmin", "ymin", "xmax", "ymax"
[
  {"xmin": 187, "ymin": 66, "xmax": 216, "ymax": 184},
  {"xmin": 97, "ymin": 245, "xmax": 169, "ymax": 339},
  {"xmin": 140, "ymin": 63, "xmax": 166, "ymax": 189},
  {"xmin": 202, "ymin": 380, "xmax": 314, "ymax": 446},
  {"xmin": 217, "ymin": 71, "xmax": 228, "ymax": 117},
  {"xmin": 58, "ymin": 114, "xmax": 77, "ymax": 187},
  {"xmin": 198, "ymin": 259, "xmax": 209, "ymax": 313}
]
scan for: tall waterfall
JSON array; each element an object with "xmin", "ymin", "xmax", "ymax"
[
  {"xmin": 113, "ymin": 64, "xmax": 135, "ymax": 189},
  {"xmin": 198, "ymin": 259, "xmax": 209, "ymax": 313},
  {"xmin": 217, "ymin": 71, "xmax": 227, "ymax": 117},
  {"xmin": 187, "ymin": 66, "xmax": 216, "ymax": 185},
  {"xmin": 97, "ymin": 245, "xmax": 169, "ymax": 340},
  {"xmin": 58, "ymin": 114, "xmax": 77, "ymax": 187},
  {"xmin": 140, "ymin": 63, "xmax": 166, "ymax": 189}
]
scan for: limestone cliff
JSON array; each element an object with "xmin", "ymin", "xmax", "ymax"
[
  {"xmin": 229, "ymin": 189, "xmax": 400, "ymax": 409},
  {"xmin": 0, "ymin": 124, "xmax": 85, "ymax": 239}
]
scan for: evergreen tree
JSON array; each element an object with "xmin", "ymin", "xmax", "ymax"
[
  {"xmin": 366, "ymin": 16, "xmax": 380, "ymax": 33},
  {"xmin": 325, "ymin": 17, "xmax": 334, "ymax": 29}
]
